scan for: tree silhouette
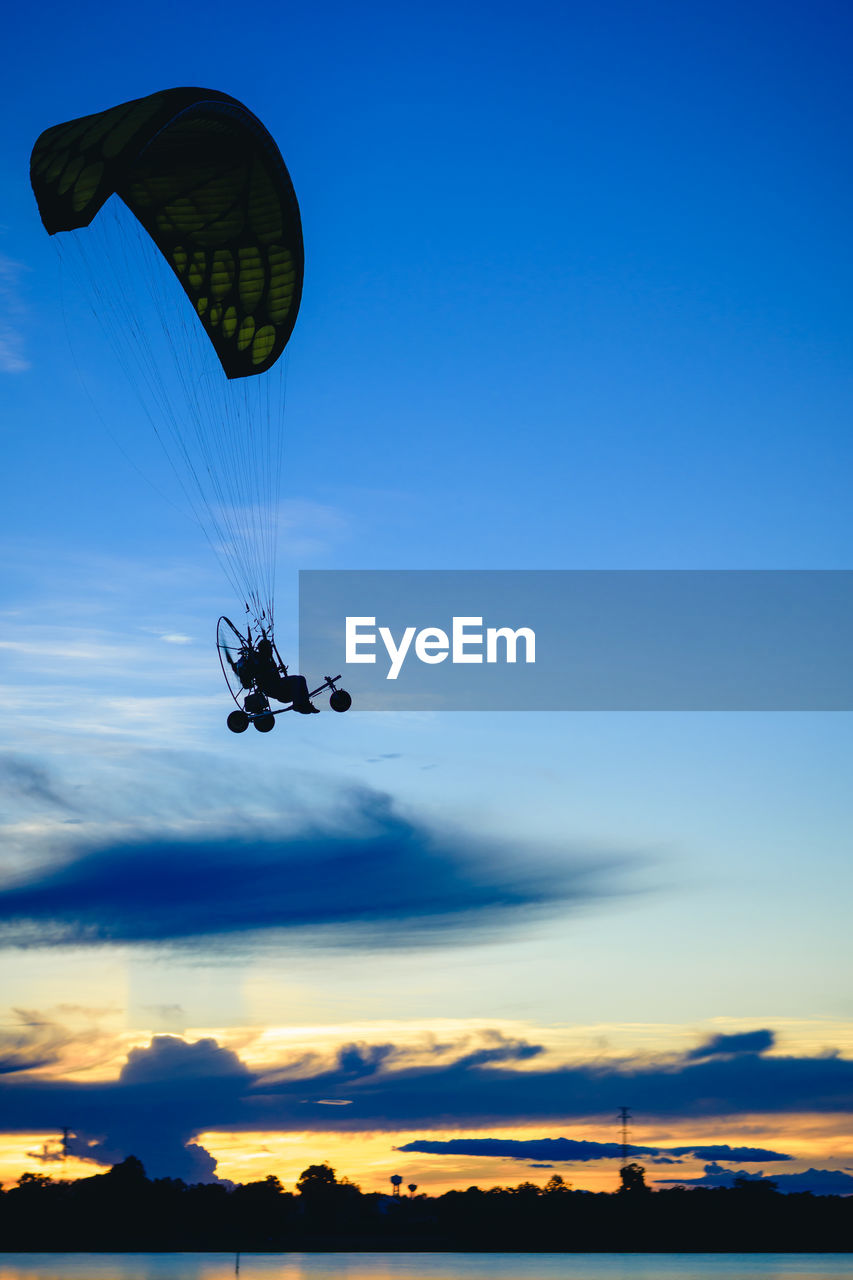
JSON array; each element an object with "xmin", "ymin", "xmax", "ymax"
[
  {"xmin": 0, "ymin": 1153, "xmax": 847, "ymax": 1251},
  {"xmin": 105, "ymin": 1155, "xmax": 146, "ymax": 1186},
  {"xmin": 16, "ymin": 1172, "xmax": 52, "ymax": 1190},
  {"xmin": 296, "ymin": 1162, "xmax": 338, "ymax": 1194},
  {"xmin": 734, "ymin": 1175, "xmax": 779, "ymax": 1195},
  {"xmin": 618, "ymin": 1162, "xmax": 650, "ymax": 1194},
  {"xmin": 509, "ymin": 1180, "xmax": 541, "ymax": 1197}
]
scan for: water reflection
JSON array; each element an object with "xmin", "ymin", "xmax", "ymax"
[{"xmin": 1, "ymin": 1255, "xmax": 852, "ymax": 1280}]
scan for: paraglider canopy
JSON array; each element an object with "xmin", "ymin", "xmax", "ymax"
[{"xmin": 30, "ymin": 86, "xmax": 303, "ymax": 378}]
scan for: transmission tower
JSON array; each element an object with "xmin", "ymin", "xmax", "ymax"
[{"xmin": 618, "ymin": 1106, "xmax": 631, "ymax": 1166}]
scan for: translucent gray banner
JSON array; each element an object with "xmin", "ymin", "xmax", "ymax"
[{"xmin": 298, "ymin": 571, "xmax": 853, "ymax": 710}]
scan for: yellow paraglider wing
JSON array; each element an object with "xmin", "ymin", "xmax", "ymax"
[{"xmin": 30, "ymin": 87, "xmax": 303, "ymax": 378}]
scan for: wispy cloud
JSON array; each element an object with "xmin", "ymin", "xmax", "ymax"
[
  {"xmin": 687, "ymin": 1029, "xmax": 776, "ymax": 1060},
  {"xmin": 0, "ymin": 753, "xmax": 74, "ymax": 811},
  {"xmin": 0, "ymin": 255, "xmax": 30, "ymax": 373},
  {"xmin": 0, "ymin": 1007, "xmax": 108, "ymax": 1075},
  {"xmin": 276, "ymin": 499, "xmax": 349, "ymax": 562},
  {"xmin": 0, "ymin": 787, "xmax": 637, "ymax": 949},
  {"xmin": 206, "ymin": 498, "xmax": 349, "ymax": 571}
]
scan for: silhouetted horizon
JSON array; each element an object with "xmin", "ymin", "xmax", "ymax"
[{"xmin": 2, "ymin": 1155, "xmax": 851, "ymax": 1253}]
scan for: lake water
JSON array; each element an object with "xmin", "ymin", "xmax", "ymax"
[{"xmin": 1, "ymin": 1255, "xmax": 852, "ymax": 1280}]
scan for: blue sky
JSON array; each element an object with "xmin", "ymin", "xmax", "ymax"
[{"xmin": 1, "ymin": 0, "xmax": 852, "ymax": 1193}]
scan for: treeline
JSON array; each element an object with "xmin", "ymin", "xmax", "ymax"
[{"xmin": 1, "ymin": 1157, "xmax": 851, "ymax": 1251}]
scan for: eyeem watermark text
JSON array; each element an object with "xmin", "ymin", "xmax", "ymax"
[
  {"xmin": 300, "ymin": 570, "xmax": 853, "ymax": 710},
  {"xmin": 346, "ymin": 616, "xmax": 536, "ymax": 679}
]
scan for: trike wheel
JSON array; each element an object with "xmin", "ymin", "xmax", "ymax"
[{"xmin": 329, "ymin": 689, "xmax": 352, "ymax": 713}]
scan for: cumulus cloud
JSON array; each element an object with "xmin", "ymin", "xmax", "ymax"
[
  {"xmin": 0, "ymin": 788, "xmax": 635, "ymax": 949},
  {"xmin": 0, "ymin": 1028, "xmax": 851, "ymax": 1183},
  {"xmin": 257, "ymin": 1029, "xmax": 853, "ymax": 1130},
  {"xmin": 37, "ymin": 1037, "xmax": 248, "ymax": 1182},
  {"xmin": 119, "ymin": 1035, "xmax": 249, "ymax": 1086}
]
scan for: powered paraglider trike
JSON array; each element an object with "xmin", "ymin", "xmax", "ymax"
[
  {"xmin": 217, "ymin": 616, "xmax": 351, "ymax": 733},
  {"xmin": 31, "ymin": 87, "xmax": 352, "ymax": 735}
]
